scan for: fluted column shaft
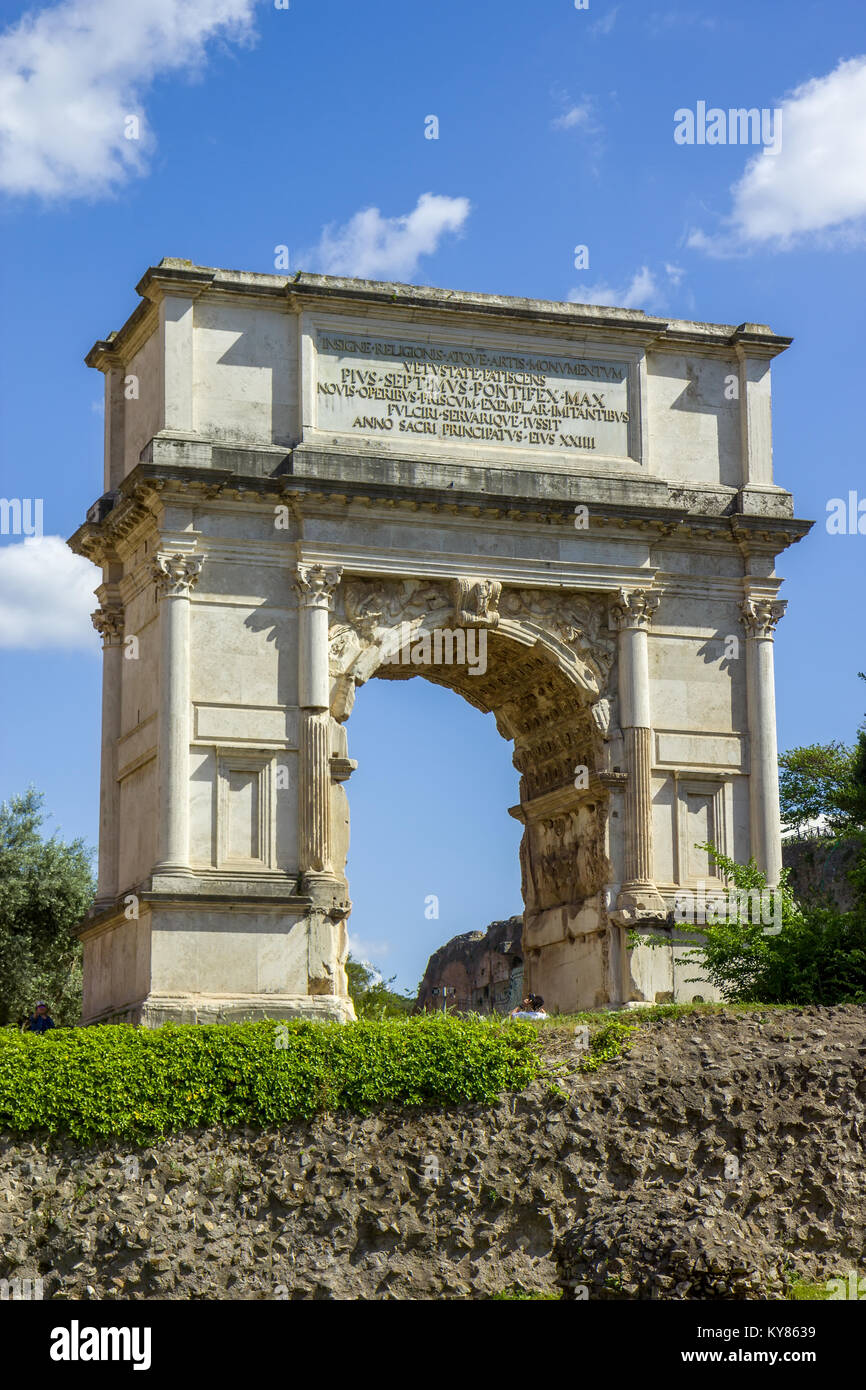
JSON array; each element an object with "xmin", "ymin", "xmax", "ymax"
[
  {"xmin": 92, "ymin": 601, "xmax": 125, "ymax": 900},
  {"xmin": 623, "ymin": 726, "xmax": 654, "ymax": 884},
  {"xmin": 294, "ymin": 564, "xmax": 342, "ymax": 878},
  {"xmin": 741, "ymin": 597, "xmax": 786, "ymax": 889},
  {"xmin": 609, "ymin": 588, "xmax": 666, "ymax": 920},
  {"xmin": 152, "ymin": 553, "xmax": 202, "ymax": 875}
]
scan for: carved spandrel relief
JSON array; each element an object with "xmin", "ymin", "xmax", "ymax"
[
  {"xmin": 333, "ymin": 579, "xmax": 615, "ymax": 691},
  {"xmin": 499, "ymin": 588, "xmax": 615, "ymax": 690},
  {"xmin": 331, "ymin": 576, "xmax": 618, "ymax": 800},
  {"xmin": 342, "ymin": 577, "xmax": 451, "ymax": 632}
]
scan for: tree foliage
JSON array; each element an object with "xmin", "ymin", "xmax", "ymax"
[
  {"xmin": 778, "ymin": 742, "xmax": 857, "ymax": 835},
  {"xmin": 0, "ymin": 790, "xmax": 94, "ymax": 1027},
  {"xmin": 345, "ymin": 955, "xmax": 416, "ymax": 1018},
  {"xmin": 779, "ymin": 674, "xmax": 866, "ymax": 836}
]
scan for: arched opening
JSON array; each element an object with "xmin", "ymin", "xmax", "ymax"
[
  {"xmin": 339, "ymin": 676, "xmax": 523, "ymax": 997},
  {"xmin": 328, "ymin": 577, "xmax": 623, "ymax": 1012}
]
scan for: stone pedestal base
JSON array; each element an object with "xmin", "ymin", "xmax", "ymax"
[
  {"xmin": 87, "ymin": 992, "xmax": 356, "ymax": 1027},
  {"xmin": 78, "ymin": 886, "xmax": 354, "ymax": 1027},
  {"xmin": 523, "ymin": 896, "xmax": 625, "ymax": 1011}
]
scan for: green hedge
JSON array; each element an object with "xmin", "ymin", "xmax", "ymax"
[{"xmin": 0, "ymin": 1016, "xmax": 541, "ymax": 1143}]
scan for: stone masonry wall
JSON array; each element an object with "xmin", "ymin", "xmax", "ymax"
[
  {"xmin": 782, "ymin": 836, "xmax": 859, "ymax": 913},
  {"xmin": 1, "ymin": 1005, "xmax": 864, "ymax": 1300}
]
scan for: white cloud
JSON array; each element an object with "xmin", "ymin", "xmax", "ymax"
[
  {"xmin": 305, "ymin": 193, "xmax": 471, "ymax": 281},
  {"xmin": 551, "ymin": 94, "xmax": 604, "ymax": 136},
  {"xmin": 0, "ymin": 0, "xmax": 257, "ymax": 198},
  {"xmin": 568, "ymin": 262, "xmax": 687, "ymax": 312},
  {"xmin": 569, "ymin": 265, "xmax": 660, "ymax": 311},
  {"xmin": 646, "ymin": 9, "xmax": 718, "ymax": 35},
  {"xmin": 591, "ymin": 7, "xmax": 620, "ymax": 37},
  {"xmin": 552, "ymin": 101, "xmax": 596, "ymax": 131},
  {"xmin": 347, "ymin": 935, "xmax": 394, "ymax": 975},
  {"xmin": 687, "ymin": 56, "xmax": 866, "ymax": 253},
  {"xmin": 0, "ymin": 537, "xmax": 99, "ymax": 649}
]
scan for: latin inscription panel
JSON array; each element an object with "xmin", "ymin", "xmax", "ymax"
[{"xmin": 314, "ymin": 332, "xmax": 632, "ymax": 459}]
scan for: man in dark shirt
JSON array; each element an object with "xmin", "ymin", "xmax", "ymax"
[{"xmin": 24, "ymin": 1002, "xmax": 55, "ymax": 1034}]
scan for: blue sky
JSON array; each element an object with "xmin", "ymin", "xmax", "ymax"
[{"xmin": 0, "ymin": 0, "xmax": 864, "ymax": 991}]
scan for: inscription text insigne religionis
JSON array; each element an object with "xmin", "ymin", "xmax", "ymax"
[{"xmin": 315, "ymin": 332, "xmax": 631, "ymax": 456}]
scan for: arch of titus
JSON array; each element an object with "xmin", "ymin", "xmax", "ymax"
[{"xmin": 69, "ymin": 259, "xmax": 810, "ymax": 1025}]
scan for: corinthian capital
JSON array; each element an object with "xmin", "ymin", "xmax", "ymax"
[
  {"xmin": 609, "ymin": 587, "xmax": 660, "ymax": 633},
  {"xmin": 91, "ymin": 605, "xmax": 125, "ymax": 647},
  {"xmin": 294, "ymin": 563, "xmax": 342, "ymax": 609},
  {"xmin": 741, "ymin": 597, "xmax": 786, "ymax": 639},
  {"xmin": 152, "ymin": 553, "xmax": 203, "ymax": 599}
]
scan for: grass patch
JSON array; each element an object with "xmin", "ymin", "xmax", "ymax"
[
  {"xmin": 490, "ymin": 1286, "xmax": 563, "ymax": 1300},
  {"xmin": 786, "ymin": 1281, "xmax": 832, "ymax": 1301},
  {"xmin": 533, "ymin": 1000, "xmax": 798, "ymax": 1034},
  {"xmin": 0, "ymin": 1015, "xmax": 541, "ymax": 1144},
  {"xmin": 524, "ymin": 1000, "xmax": 808, "ymax": 1084}
]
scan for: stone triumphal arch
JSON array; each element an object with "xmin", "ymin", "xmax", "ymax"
[{"xmin": 70, "ymin": 259, "xmax": 810, "ymax": 1024}]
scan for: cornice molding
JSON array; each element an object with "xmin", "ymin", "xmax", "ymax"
[{"xmin": 87, "ymin": 259, "xmax": 794, "ymax": 370}]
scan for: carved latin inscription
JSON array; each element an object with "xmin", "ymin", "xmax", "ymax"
[{"xmin": 315, "ymin": 332, "xmax": 631, "ymax": 457}]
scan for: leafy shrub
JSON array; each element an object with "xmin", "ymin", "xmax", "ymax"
[
  {"xmin": 680, "ymin": 846, "xmax": 866, "ymax": 1005},
  {"xmin": 0, "ymin": 1015, "xmax": 541, "ymax": 1144},
  {"xmin": 576, "ymin": 1018, "xmax": 638, "ymax": 1072}
]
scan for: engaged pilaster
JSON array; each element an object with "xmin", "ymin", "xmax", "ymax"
[
  {"xmin": 294, "ymin": 563, "xmax": 342, "ymax": 880},
  {"xmin": 91, "ymin": 600, "xmax": 125, "ymax": 901},
  {"xmin": 609, "ymin": 587, "xmax": 667, "ymax": 921},
  {"xmin": 741, "ymin": 595, "xmax": 786, "ymax": 888},
  {"xmin": 152, "ymin": 552, "xmax": 203, "ymax": 875}
]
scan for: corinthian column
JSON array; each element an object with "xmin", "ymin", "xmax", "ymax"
[
  {"xmin": 152, "ymin": 552, "xmax": 203, "ymax": 875},
  {"xmin": 741, "ymin": 596, "xmax": 786, "ymax": 888},
  {"xmin": 91, "ymin": 600, "xmax": 125, "ymax": 901},
  {"xmin": 609, "ymin": 588, "xmax": 667, "ymax": 921},
  {"xmin": 294, "ymin": 563, "xmax": 342, "ymax": 880}
]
